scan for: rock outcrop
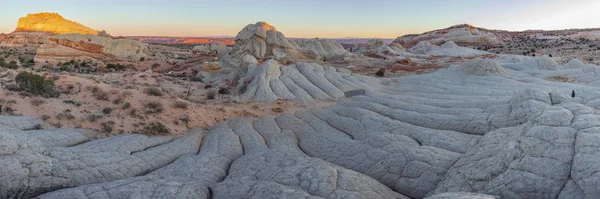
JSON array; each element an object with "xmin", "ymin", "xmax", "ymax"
[
  {"xmin": 357, "ymin": 39, "xmax": 404, "ymax": 59},
  {"xmin": 238, "ymin": 60, "xmax": 381, "ymax": 102},
  {"xmin": 456, "ymin": 58, "xmax": 506, "ymax": 76},
  {"xmin": 35, "ymin": 34, "xmax": 154, "ymax": 62},
  {"xmin": 293, "ymin": 38, "xmax": 355, "ymax": 61},
  {"xmin": 217, "ymin": 22, "xmax": 353, "ymax": 81},
  {"xmin": 15, "ymin": 12, "xmax": 99, "ymax": 35},
  {"xmin": 395, "ymin": 24, "xmax": 502, "ymax": 48},
  {"xmin": 409, "ymin": 41, "xmax": 490, "ymax": 56}
]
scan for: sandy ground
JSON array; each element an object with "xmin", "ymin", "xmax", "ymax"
[{"xmin": 0, "ymin": 69, "xmax": 334, "ymax": 138}]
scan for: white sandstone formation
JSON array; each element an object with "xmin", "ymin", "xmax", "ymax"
[
  {"xmin": 217, "ymin": 22, "xmax": 353, "ymax": 82},
  {"xmin": 536, "ymin": 56, "xmax": 561, "ymax": 70},
  {"xmin": 35, "ymin": 34, "xmax": 154, "ymax": 62},
  {"xmin": 7, "ymin": 46, "xmax": 600, "ymax": 199},
  {"xmin": 357, "ymin": 38, "xmax": 404, "ymax": 59},
  {"xmin": 394, "ymin": 24, "xmax": 503, "ymax": 48},
  {"xmin": 238, "ymin": 60, "xmax": 381, "ymax": 102},
  {"xmin": 294, "ymin": 38, "xmax": 354, "ymax": 61},
  {"xmin": 410, "ymin": 41, "xmax": 490, "ymax": 56},
  {"xmin": 410, "ymin": 41, "xmax": 441, "ymax": 54},
  {"xmin": 564, "ymin": 59, "xmax": 585, "ymax": 69},
  {"xmin": 456, "ymin": 58, "xmax": 506, "ymax": 76}
]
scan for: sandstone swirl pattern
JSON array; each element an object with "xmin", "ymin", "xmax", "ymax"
[{"xmin": 4, "ymin": 58, "xmax": 600, "ymax": 198}]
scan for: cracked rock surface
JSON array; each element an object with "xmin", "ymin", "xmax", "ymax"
[{"xmin": 6, "ymin": 56, "xmax": 600, "ymax": 198}]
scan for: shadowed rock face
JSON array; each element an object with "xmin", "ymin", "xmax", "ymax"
[
  {"xmin": 7, "ymin": 56, "xmax": 600, "ymax": 199},
  {"xmin": 15, "ymin": 12, "xmax": 98, "ymax": 35}
]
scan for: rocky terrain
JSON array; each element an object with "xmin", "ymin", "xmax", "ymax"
[{"xmin": 3, "ymin": 12, "xmax": 600, "ymax": 199}]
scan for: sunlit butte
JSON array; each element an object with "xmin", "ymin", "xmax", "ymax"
[{"xmin": 1, "ymin": 0, "xmax": 600, "ymax": 38}]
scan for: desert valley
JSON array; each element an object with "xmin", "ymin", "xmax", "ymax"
[{"xmin": 3, "ymin": 9, "xmax": 600, "ymax": 199}]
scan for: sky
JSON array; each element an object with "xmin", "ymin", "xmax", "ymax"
[{"xmin": 1, "ymin": 0, "xmax": 600, "ymax": 38}]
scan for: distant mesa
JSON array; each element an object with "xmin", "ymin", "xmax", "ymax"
[{"xmin": 15, "ymin": 12, "xmax": 99, "ymax": 35}]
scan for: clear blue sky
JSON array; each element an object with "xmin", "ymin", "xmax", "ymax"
[{"xmin": 1, "ymin": 0, "xmax": 599, "ymax": 38}]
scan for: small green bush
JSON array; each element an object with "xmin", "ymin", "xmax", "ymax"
[
  {"xmin": 91, "ymin": 87, "xmax": 109, "ymax": 101},
  {"xmin": 101, "ymin": 122, "xmax": 114, "ymax": 133},
  {"xmin": 144, "ymin": 87, "xmax": 163, "ymax": 96},
  {"xmin": 122, "ymin": 102, "xmax": 131, "ymax": 109},
  {"xmin": 144, "ymin": 101, "xmax": 163, "ymax": 114},
  {"xmin": 30, "ymin": 99, "xmax": 45, "ymax": 106},
  {"xmin": 87, "ymin": 113, "xmax": 104, "ymax": 122},
  {"xmin": 172, "ymin": 101, "xmax": 188, "ymax": 109},
  {"xmin": 15, "ymin": 72, "xmax": 59, "ymax": 98},
  {"xmin": 102, "ymin": 107, "xmax": 113, "ymax": 114},
  {"xmin": 141, "ymin": 122, "xmax": 169, "ymax": 136}
]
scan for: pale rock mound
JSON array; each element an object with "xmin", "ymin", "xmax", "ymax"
[
  {"xmin": 389, "ymin": 41, "xmax": 406, "ymax": 53},
  {"xmin": 410, "ymin": 41, "xmax": 440, "ymax": 54},
  {"xmin": 456, "ymin": 58, "xmax": 506, "ymax": 76},
  {"xmin": 217, "ymin": 22, "xmax": 353, "ymax": 85},
  {"xmin": 413, "ymin": 40, "xmax": 490, "ymax": 56},
  {"xmin": 358, "ymin": 39, "xmax": 404, "ymax": 59},
  {"xmin": 15, "ymin": 12, "xmax": 98, "ymax": 35},
  {"xmin": 231, "ymin": 21, "xmax": 298, "ymax": 59},
  {"xmin": 238, "ymin": 60, "xmax": 381, "ymax": 102},
  {"xmin": 294, "ymin": 38, "xmax": 354, "ymax": 61},
  {"xmin": 394, "ymin": 24, "xmax": 502, "ymax": 48},
  {"xmin": 564, "ymin": 59, "xmax": 585, "ymax": 69},
  {"xmin": 440, "ymin": 40, "xmax": 460, "ymax": 48},
  {"xmin": 536, "ymin": 56, "xmax": 560, "ymax": 70},
  {"xmin": 35, "ymin": 34, "xmax": 154, "ymax": 62}
]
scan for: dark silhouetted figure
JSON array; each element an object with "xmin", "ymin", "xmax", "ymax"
[{"xmin": 572, "ymin": 90, "xmax": 575, "ymax": 98}]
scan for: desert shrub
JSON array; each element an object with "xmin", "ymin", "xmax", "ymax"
[
  {"xmin": 3, "ymin": 106, "xmax": 15, "ymax": 114},
  {"xmin": 63, "ymin": 100, "xmax": 82, "ymax": 107},
  {"xmin": 122, "ymin": 91, "xmax": 133, "ymax": 97},
  {"xmin": 106, "ymin": 63, "xmax": 127, "ymax": 71},
  {"xmin": 4, "ymin": 84, "xmax": 22, "ymax": 92},
  {"xmin": 15, "ymin": 71, "xmax": 59, "ymax": 98},
  {"xmin": 190, "ymin": 76, "xmax": 203, "ymax": 82},
  {"xmin": 129, "ymin": 108, "xmax": 137, "ymax": 117},
  {"xmin": 112, "ymin": 97, "xmax": 123, "ymax": 104},
  {"xmin": 218, "ymin": 88, "xmax": 230, "ymax": 95},
  {"xmin": 375, "ymin": 68, "xmax": 385, "ymax": 77},
  {"xmin": 141, "ymin": 122, "xmax": 169, "ymax": 136},
  {"xmin": 122, "ymin": 102, "xmax": 131, "ymax": 109},
  {"xmin": 101, "ymin": 122, "xmax": 114, "ymax": 133},
  {"xmin": 172, "ymin": 101, "xmax": 189, "ymax": 109},
  {"xmin": 87, "ymin": 113, "xmax": 104, "ymax": 122},
  {"xmin": 102, "ymin": 107, "xmax": 113, "ymax": 114},
  {"xmin": 41, "ymin": 114, "xmax": 50, "ymax": 121},
  {"xmin": 91, "ymin": 86, "xmax": 109, "ymax": 101},
  {"xmin": 143, "ymin": 101, "xmax": 163, "ymax": 114},
  {"xmin": 57, "ymin": 113, "xmax": 75, "ymax": 120},
  {"xmin": 30, "ymin": 99, "xmax": 45, "ymax": 106},
  {"xmin": 206, "ymin": 89, "xmax": 216, "ymax": 100},
  {"xmin": 144, "ymin": 87, "xmax": 163, "ymax": 96},
  {"xmin": 140, "ymin": 57, "xmax": 145, "ymax": 62},
  {"xmin": 5, "ymin": 61, "xmax": 18, "ymax": 69}
]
